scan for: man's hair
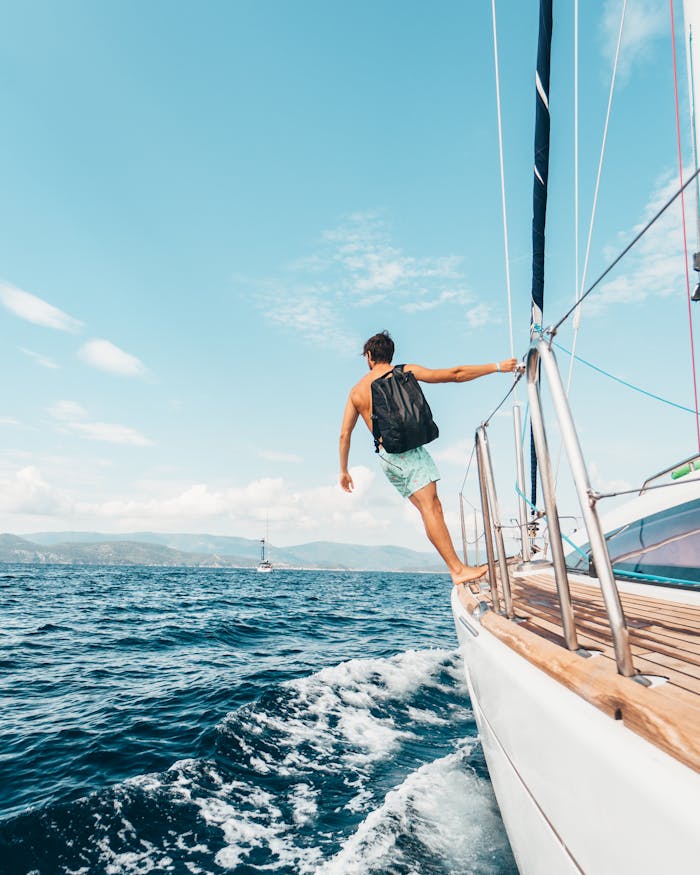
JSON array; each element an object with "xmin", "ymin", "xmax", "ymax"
[{"xmin": 362, "ymin": 330, "xmax": 394, "ymax": 363}]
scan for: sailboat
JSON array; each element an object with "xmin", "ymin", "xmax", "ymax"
[
  {"xmin": 451, "ymin": 2, "xmax": 700, "ymax": 873},
  {"xmin": 256, "ymin": 521, "xmax": 273, "ymax": 573}
]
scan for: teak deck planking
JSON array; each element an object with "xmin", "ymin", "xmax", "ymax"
[{"xmin": 457, "ymin": 569, "xmax": 700, "ymax": 773}]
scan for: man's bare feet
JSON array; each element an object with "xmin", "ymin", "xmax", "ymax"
[{"xmin": 451, "ymin": 564, "xmax": 488, "ymax": 587}]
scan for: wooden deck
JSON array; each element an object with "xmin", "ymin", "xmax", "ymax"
[{"xmin": 457, "ymin": 569, "xmax": 700, "ymax": 773}]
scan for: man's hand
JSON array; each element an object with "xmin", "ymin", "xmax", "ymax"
[
  {"xmin": 340, "ymin": 471, "xmax": 354, "ymax": 493},
  {"xmin": 499, "ymin": 358, "xmax": 518, "ymax": 373}
]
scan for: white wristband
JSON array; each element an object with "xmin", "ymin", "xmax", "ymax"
[{"xmin": 495, "ymin": 362, "xmax": 500, "ymax": 372}]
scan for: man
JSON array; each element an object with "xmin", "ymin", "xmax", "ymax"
[{"xmin": 339, "ymin": 330, "xmax": 518, "ymax": 586}]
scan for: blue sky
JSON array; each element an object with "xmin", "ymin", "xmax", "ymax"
[{"xmin": 1, "ymin": 0, "xmax": 698, "ymax": 549}]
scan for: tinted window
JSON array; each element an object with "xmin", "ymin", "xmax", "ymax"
[{"xmin": 565, "ymin": 498, "xmax": 700, "ymax": 586}]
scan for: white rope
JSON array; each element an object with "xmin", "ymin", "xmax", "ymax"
[
  {"xmin": 556, "ymin": 0, "xmax": 627, "ymax": 485},
  {"xmin": 491, "ymin": 0, "xmax": 515, "ymax": 363},
  {"xmin": 568, "ymin": 0, "xmax": 628, "ymax": 388}
]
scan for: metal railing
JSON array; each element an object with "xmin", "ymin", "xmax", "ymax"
[
  {"xmin": 474, "ymin": 338, "xmax": 636, "ymax": 677},
  {"xmin": 640, "ymin": 453, "xmax": 700, "ymax": 492}
]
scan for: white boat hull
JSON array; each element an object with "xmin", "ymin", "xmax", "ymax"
[{"xmin": 451, "ymin": 587, "xmax": 700, "ymax": 875}]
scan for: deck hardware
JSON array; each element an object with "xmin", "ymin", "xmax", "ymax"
[
  {"xmin": 587, "ymin": 489, "xmax": 602, "ymax": 507},
  {"xmin": 632, "ymin": 674, "xmax": 669, "ymax": 688},
  {"xmin": 473, "ymin": 601, "xmax": 491, "ymax": 620},
  {"xmin": 576, "ymin": 648, "xmax": 603, "ymax": 659},
  {"xmin": 458, "ymin": 615, "xmax": 479, "ymax": 637}
]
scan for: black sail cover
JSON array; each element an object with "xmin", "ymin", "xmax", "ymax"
[{"xmin": 530, "ymin": 0, "xmax": 553, "ymax": 506}]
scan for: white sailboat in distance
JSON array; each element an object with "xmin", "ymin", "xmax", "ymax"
[{"xmin": 256, "ymin": 520, "xmax": 273, "ymax": 573}]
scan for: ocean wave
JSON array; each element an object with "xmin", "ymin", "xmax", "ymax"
[
  {"xmin": 0, "ymin": 647, "xmax": 510, "ymax": 874},
  {"xmin": 319, "ymin": 744, "xmax": 514, "ymax": 875}
]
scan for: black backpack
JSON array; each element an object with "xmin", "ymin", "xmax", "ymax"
[{"xmin": 370, "ymin": 365, "xmax": 439, "ymax": 454}]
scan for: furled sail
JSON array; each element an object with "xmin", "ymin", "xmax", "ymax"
[
  {"xmin": 530, "ymin": 0, "xmax": 554, "ymax": 505},
  {"xmin": 530, "ymin": 0, "xmax": 553, "ymax": 338}
]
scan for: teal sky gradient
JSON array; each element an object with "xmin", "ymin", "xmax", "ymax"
[{"xmin": 1, "ymin": 1, "xmax": 698, "ymax": 548}]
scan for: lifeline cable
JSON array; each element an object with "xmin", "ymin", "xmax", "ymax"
[{"xmin": 552, "ymin": 341, "xmax": 699, "ymax": 415}]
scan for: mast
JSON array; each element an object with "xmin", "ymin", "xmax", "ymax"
[{"xmin": 530, "ymin": 0, "xmax": 554, "ymax": 505}]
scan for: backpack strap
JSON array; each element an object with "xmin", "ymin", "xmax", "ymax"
[{"xmin": 371, "ymin": 366, "xmax": 399, "ymax": 453}]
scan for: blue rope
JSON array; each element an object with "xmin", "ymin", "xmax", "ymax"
[
  {"xmin": 553, "ymin": 341, "xmax": 698, "ymax": 415},
  {"xmin": 515, "ymin": 482, "xmax": 538, "ymax": 513},
  {"xmin": 560, "ymin": 531, "xmax": 589, "ymax": 560},
  {"xmin": 520, "ymin": 402, "xmax": 529, "ymax": 447},
  {"xmin": 612, "ymin": 568, "xmax": 699, "ymax": 587}
]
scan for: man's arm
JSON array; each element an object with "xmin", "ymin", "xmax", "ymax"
[
  {"xmin": 339, "ymin": 395, "xmax": 360, "ymax": 492},
  {"xmin": 405, "ymin": 358, "xmax": 518, "ymax": 384}
]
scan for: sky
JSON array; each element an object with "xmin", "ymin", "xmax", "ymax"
[{"xmin": 1, "ymin": 0, "xmax": 699, "ymax": 551}]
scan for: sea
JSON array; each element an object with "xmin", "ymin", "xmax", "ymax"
[{"xmin": 0, "ymin": 565, "xmax": 518, "ymax": 875}]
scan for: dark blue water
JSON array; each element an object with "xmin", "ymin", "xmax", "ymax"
[{"xmin": 0, "ymin": 565, "xmax": 516, "ymax": 874}]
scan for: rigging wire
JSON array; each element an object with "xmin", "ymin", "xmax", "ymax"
[
  {"xmin": 483, "ymin": 368, "xmax": 524, "ymax": 427},
  {"xmin": 571, "ymin": 0, "xmax": 627, "ymax": 358},
  {"xmin": 550, "ymin": 164, "xmax": 700, "ymax": 332},
  {"xmin": 490, "ymin": 0, "xmax": 515, "ymax": 364},
  {"xmin": 669, "ymin": 0, "xmax": 700, "ymax": 453},
  {"xmin": 555, "ymin": 0, "xmax": 627, "ymax": 485},
  {"xmin": 459, "ymin": 443, "xmax": 476, "ymax": 494}
]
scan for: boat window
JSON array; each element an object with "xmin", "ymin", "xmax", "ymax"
[{"xmin": 565, "ymin": 498, "xmax": 700, "ymax": 586}]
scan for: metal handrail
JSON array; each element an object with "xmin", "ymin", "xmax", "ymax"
[
  {"xmin": 526, "ymin": 347, "xmax": 580, "ymax": 652},
  {"xmin": 476, "ymin": 425, "xmax": 514, "ymax": 618},
  {"xmin": 640, "ymin": 453, "xmax": 700, "ymax": 492},
  {"xmin": 534, "ymin": 339, "xmax": 635, "ymax": 676},
  {"xmin": 471, "ymin": 340, "xmax": 636, "ymax": 675}
]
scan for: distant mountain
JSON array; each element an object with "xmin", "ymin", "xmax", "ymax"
[
  {"xmin": 0, "ymin": 534, "xmax": 253, "ymax": 568},
  {"xmin": 11, "ymin": 531, "xmax": 443, "ymax": 572}
]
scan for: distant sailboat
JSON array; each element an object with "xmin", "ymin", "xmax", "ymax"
[{"xmin": 257, "ymin": 521, "xmax": 273, "ymax": 573}]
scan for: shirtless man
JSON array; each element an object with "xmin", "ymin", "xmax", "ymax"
[{"xmin": 339, "ymin": 330, "xmax": 518, "ymax": 586}]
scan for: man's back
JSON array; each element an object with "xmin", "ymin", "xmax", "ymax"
[{"xmin": 349, "ymin": 364, "xmax": 392, "ymax": 433}]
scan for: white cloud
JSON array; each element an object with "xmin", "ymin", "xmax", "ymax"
[
  {"xmin": 1, "ymin": 464, "xmax": 414, "ymax": 541},
  {"xmin": 0, "ymin": 466, "xmax": 66, "ymax": 515},
  {"xmin": 589, "ymin": 460, "xmax": 632, "ymax": 495},
  {"xmin": 0, "ymin": 282, "xmax": 83, "ymax": 332},
  {"xmin": 48, "ymin": 400, "xmax": 154, "ymax": 447},
  {"xmin": 601, "ymin": 0, "xmax": 666, "ymax": 81},
  {"xmin": 0, "ymin": 417, "xmax": 21, "ymax": 427},
  {"xmin": 20, "ymin": 347, "xmax": 59, "ymax": 369},
  {"xmin": 69, "ymin": 422, "xmax": 154, "ymax": 446},
  {"xmin": 586, "ymin": 168, "xmax": 690, "ymax": 315},
  {"xmin": 49, "ymin": 400, "xmax": 88, "ymax": 421},
  {"xmin": 432, "ymin": 440, "xmax": 473, "ymax": 467},
  {"xmin": 248, "ymin": 212, "xmax": 483, "ymax": 351},
  {"xmin": 466, "ymin": 303, "xmax": 495, "ymax": 328},
  {"xmin": 261, "ymin": 293, "xmax": 358, "ymax": 354},
  {"xmin": 78, "ymin": 339, "xmax": 147, "ymax": 377},
  {"xmin": 258, "ymin": 450, "xmax": 303, "ymax": 464}
]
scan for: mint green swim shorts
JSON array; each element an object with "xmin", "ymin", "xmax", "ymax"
[{"xmin": 378, "ymin": 445, "xmax": 441, "ymax": 499}]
